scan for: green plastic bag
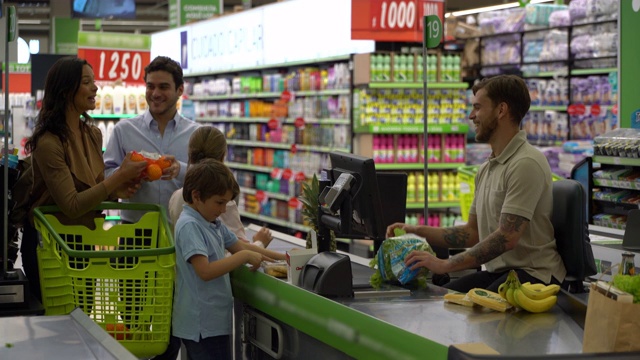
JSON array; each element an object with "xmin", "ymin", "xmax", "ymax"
[{"xmin": 369, "ymin": 235, "xmax": 434, "ymax": 289}]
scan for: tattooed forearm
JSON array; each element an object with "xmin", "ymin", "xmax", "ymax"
[
  {"xmin": 466, "ymin": 233, "xmax": 509, "ymax": 265},
  {"xmin": 443, "ymin": 227, "xmax": 469, "ymax": 248}
]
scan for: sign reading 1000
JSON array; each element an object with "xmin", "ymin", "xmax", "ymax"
[{"xmin": 81, "ymin": 49, "xmax": 151, "ymax": 83}]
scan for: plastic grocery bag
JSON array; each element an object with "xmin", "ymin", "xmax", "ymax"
[{"xmin": 369, "ymin": 235, "xmax": 434, "ymax": 289}]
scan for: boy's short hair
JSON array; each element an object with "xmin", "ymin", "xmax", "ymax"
[{"xmin": 183, "ymin": 159, "xmax": 239, "ymax": 203}]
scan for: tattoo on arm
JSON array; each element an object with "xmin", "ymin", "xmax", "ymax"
[
  {"xmin": 499, "ymin": 213, "xmax": 527, "ymax": 233},
  {"xmin": 453, "ymin": 213, "xmax": 528, "ymax": 267},
  {"xmin": 443, "ymin": 227, "xmax": 469, "ymax": 248}
]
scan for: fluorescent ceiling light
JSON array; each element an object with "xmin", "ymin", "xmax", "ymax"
[{"xmin": 445, "ymin": 0, "xmax": 554, "ymax": 18}]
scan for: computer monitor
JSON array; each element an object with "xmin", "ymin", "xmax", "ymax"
[
  {"xmin": 71, "ymin": 0, "xmax": 136, "ymax": 19},
  {"xmin": 570, "ymin": 157, "xmax": 593, "ymax": 224},
  {"xmin": 320, "ymin": 152, "xmax": 406, "ymax": 253}
]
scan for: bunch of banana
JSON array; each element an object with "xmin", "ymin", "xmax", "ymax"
[{"xmin": 497, "ymin": 270, "xmax": 560, "ymax": 313}]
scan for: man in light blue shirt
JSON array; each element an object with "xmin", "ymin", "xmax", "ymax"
[
  {"xmin": 104, "ymin": 56, "xmax": 200, "ymax": 224},
  {"xmin": 104, "ymin": 56, "xmax": 200, "ymax": 360}
]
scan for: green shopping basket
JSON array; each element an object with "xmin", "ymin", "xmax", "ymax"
[
  {"xmin": 457, "ymin": 166, "xmax": 565, "ymax": 222},
  {"xmin": 33, "ymin": 202, "xmax": 175, "ymax": 359},
  {"xmin": 457, "ymin": 166, "xmax": 477, "ymax": 222}
]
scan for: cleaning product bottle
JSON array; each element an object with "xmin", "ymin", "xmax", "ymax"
[
  {"xmin": 417, "ymin": 172, "xmax": 425, "ymax": 202},
  {"xmin": 407, "ymin": 172, "xmax": 416, "ymax": 203}
]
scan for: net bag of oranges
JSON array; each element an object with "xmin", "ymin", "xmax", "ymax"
[{"xmin": 131, "ymin": 151, "xmax": 172, "ymax": 181}]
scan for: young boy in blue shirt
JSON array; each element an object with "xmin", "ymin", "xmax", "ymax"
[{"xmin": 172, "ymin": 159, "xmax": 282, "ymax": 359}]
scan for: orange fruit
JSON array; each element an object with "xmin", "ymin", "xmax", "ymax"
[
  {"xmin": 105, "ymin": 323, "xmax": 130, "ymax": 341},
  {"xmin": 156, "ymin": 156, "xmax": 171, "ymax": 170},
  {"xmin": 130, "ymin": 151, "xmax": 145, "ymax": 162},
  {"xmin": 146, "ymin": 164, "xmax": 163, "ymax": 181}
]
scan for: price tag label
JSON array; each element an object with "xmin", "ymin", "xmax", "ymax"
[
  {"xmin": 282, "ymin": 168, "xmax": 293, "ymax": 181},
  {"xmin": 80, "ymin": 49, "xmax": 150, "ymax": 83},
  {"xmin": 612, "ymin": 104, "xmax": 618, "ymax": 115},
  {"xmin": 590, "ymin": 104, "xmax": 601, "ymax": 116},
  {"xmin": 267, "ymin": 118, "xmax": 280, "ymax": 130},
  {"xmin": 281, "ymin": 90, "xmax": 292, "ymax": 103},
  {"xmin": 271, "ymin": 168, "xmax": 283, "ymax": 180},
  {"xmin": 294, "ymin": 117, "xmax": 305, "ymax": 129},
  {"xmin": 77, "ymin": 31, "xmax": 151, "ymax": 84},
  {"xmin": 290, "ymin": 143, "xmax": 298, "ymax": 154},
  {"xmin": 255, "ymin": 190, "xmax": 267, "ymax": 203},
  {"xmin": 288, "ymin": 197, "xmax": 301, "ymax": 209},
  {"xmin": 294, "ymin": 171, "xmax": 306, "ymax": 183}
]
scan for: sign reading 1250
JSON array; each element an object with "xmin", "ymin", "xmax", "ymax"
[{"xmin": 81, "ymin": 49, "xmax": 151, "ymax": 83}]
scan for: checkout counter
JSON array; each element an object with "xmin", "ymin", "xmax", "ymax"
[{"xmin": 232, "ymin": 225, "xmax": 590, "ymax": 360}]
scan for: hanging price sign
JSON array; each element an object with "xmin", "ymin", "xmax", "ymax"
[
  {"xmin": 77, "ymin": 32, "xmax": 151, "ymax": 84},
  {"xmin": 351, "ymin": 0, "xmax": 444, "ymax": 42},
  {"xmin": 590, "ymin": 104, "xmax": 601, "ymax": 116},
  {"xmin": 612, "ymin": 104, "xmax": 618, "ymax": 115},
  {"xmin": 290, "ymin": 143, "xmax": 298, "ymax": 154},
  {"xmin": 282, "ymin": 168, "xmax": 293, "ymax": 181}
]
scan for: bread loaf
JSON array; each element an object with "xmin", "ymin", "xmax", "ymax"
[{"xmin": 264, "ymin": 265, "xmax": 288, "ymax": 278}]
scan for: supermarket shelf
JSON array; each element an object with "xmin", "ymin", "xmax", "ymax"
[
  {"xmin": 197, "ymin": 117, "xmax": 350, "ymax": 125},
  {"xmin": 375, "ymin": 163, "xmax": 464, "ymax": 171},
  {"xmin": 367, "ymin": 82, "xmax": 468, "ymax": 89},
  {"xmin": 354, "ymin": 123, "xmax": 469, "ymax": 134},
  {"xmin": 239, "ymin": 186, "xmax": 291, "ymax": 201},
  {"xmin": 571, "ymin": 67, "xmax": 617, "ymax": 76},
  {"xmin": 239, "ymin": 211, "xmax": 310, "ymax": 232},
  {"xmin": 593, "ymin": 179, "xmax": 640, "ymax": 191},
  {"xmin": 593, "ymin": 156, "xmax": 640, "ymax": 167},
  {"xmin": 406, "ymin": 201, "xmax": 460, "ymax": 209},
  {"xmin": 190, "ymin": 88, "xmax": 349, "ymax": 101},
  {"xmin": 198, "ymin": 117, "xmax": 271, "ymax": 123},
  {"xmin": 227, "ymin": 139, "xmax": 350, "ymax": 153},
  {"xmin": 90, "ymin": 113, "xmax": 138, "ymax": 119},
  {"xmin": 522, "ymin": 67, "xmax": 617, "ymax": 78},
  {"xmin": 294, "ymin": 89, "xmax": 350, "ymax": 96},
  {"xmin": 226, "ymin": 161, "xmax": 272, "ymax": 173},
  {"xmin": 184, "ymin": 55, "xmax": 351, "ymax": 77},
  {"xmin": 190, "ymin": 92, "xmax": 282, "ymax": 101},
  {"xmin": 529, "ymin": 105, "xmax": 568, "ymax": 111}
]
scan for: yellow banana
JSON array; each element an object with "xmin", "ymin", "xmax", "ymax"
[
  {"xmin": 513, "ymin": 288, "xmax": 557, "ymax": 313},
  {"xmin": 498, "ymin": 283, "xmax": 507, "ymax": 299},
  {"xmin": 505, "ymin": 287, "xmax": 518, "ymax": 308},
  {"xmin": 522, "ymin": 282, "xmax": 546, "ymax": 291},
  {"xmin": 519, "ymin": 283, "xmax": 560, "ymax": 300}
]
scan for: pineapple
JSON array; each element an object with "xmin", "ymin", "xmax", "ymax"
[{"xmin": 299, "ymin": 173, "xmax": 336, "ymax": 251}]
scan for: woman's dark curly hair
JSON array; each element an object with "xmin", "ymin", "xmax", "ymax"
[{"xmin": 25, "ymin": 56, "xmax": 93, "ymax": 154}]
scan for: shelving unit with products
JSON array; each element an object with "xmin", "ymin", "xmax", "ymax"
[
  {"xmin": 352, "ymin": 53, "xmax": 469, "ymax": 226},
  {"xmin": 184, "ymin": 56, "xmax": 354, "ymax": 233},
  {"xmin": 470, "ymin": 4, "xmax": 619, "ymax": 146},
  {"xmin": 589, "ymin": 129, "xmax": 640, "ymax": 231}
]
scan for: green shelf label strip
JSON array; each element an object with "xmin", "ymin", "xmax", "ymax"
[
  {"xmin": 593, "ymin": 156, "xmax": 640, "ymax": 167},
  {"xmin": 354, "ymin": 123, "xmax": 469, "ymax": 134},
  {"xmin": 375, "ymin": 163, "xmax": 464, "ymax": 170},
  {"xmin": 239, "ymin": 186, "xmax": 291, "ymax": 201},
  {"xmin": 407, "ymin": 201, "xmax": 460, "ymax": 209},
  {"xmin": 239, "ymin": 211, "xmax": 310, "ymax": 232},
  {"xmin": 226, "ymin": 162, "xmax": 272, "ymax": 173},
  {"xmin": 367, "ymin": 82, "xmax": 468, "ymax": 89},
  {"xmin": 226, "ymin": 139, "xmax": 349, "ymax": 153},
  {"xmin": 184, "ymin": 55, "xmax": 351, "ymax": 77}
]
